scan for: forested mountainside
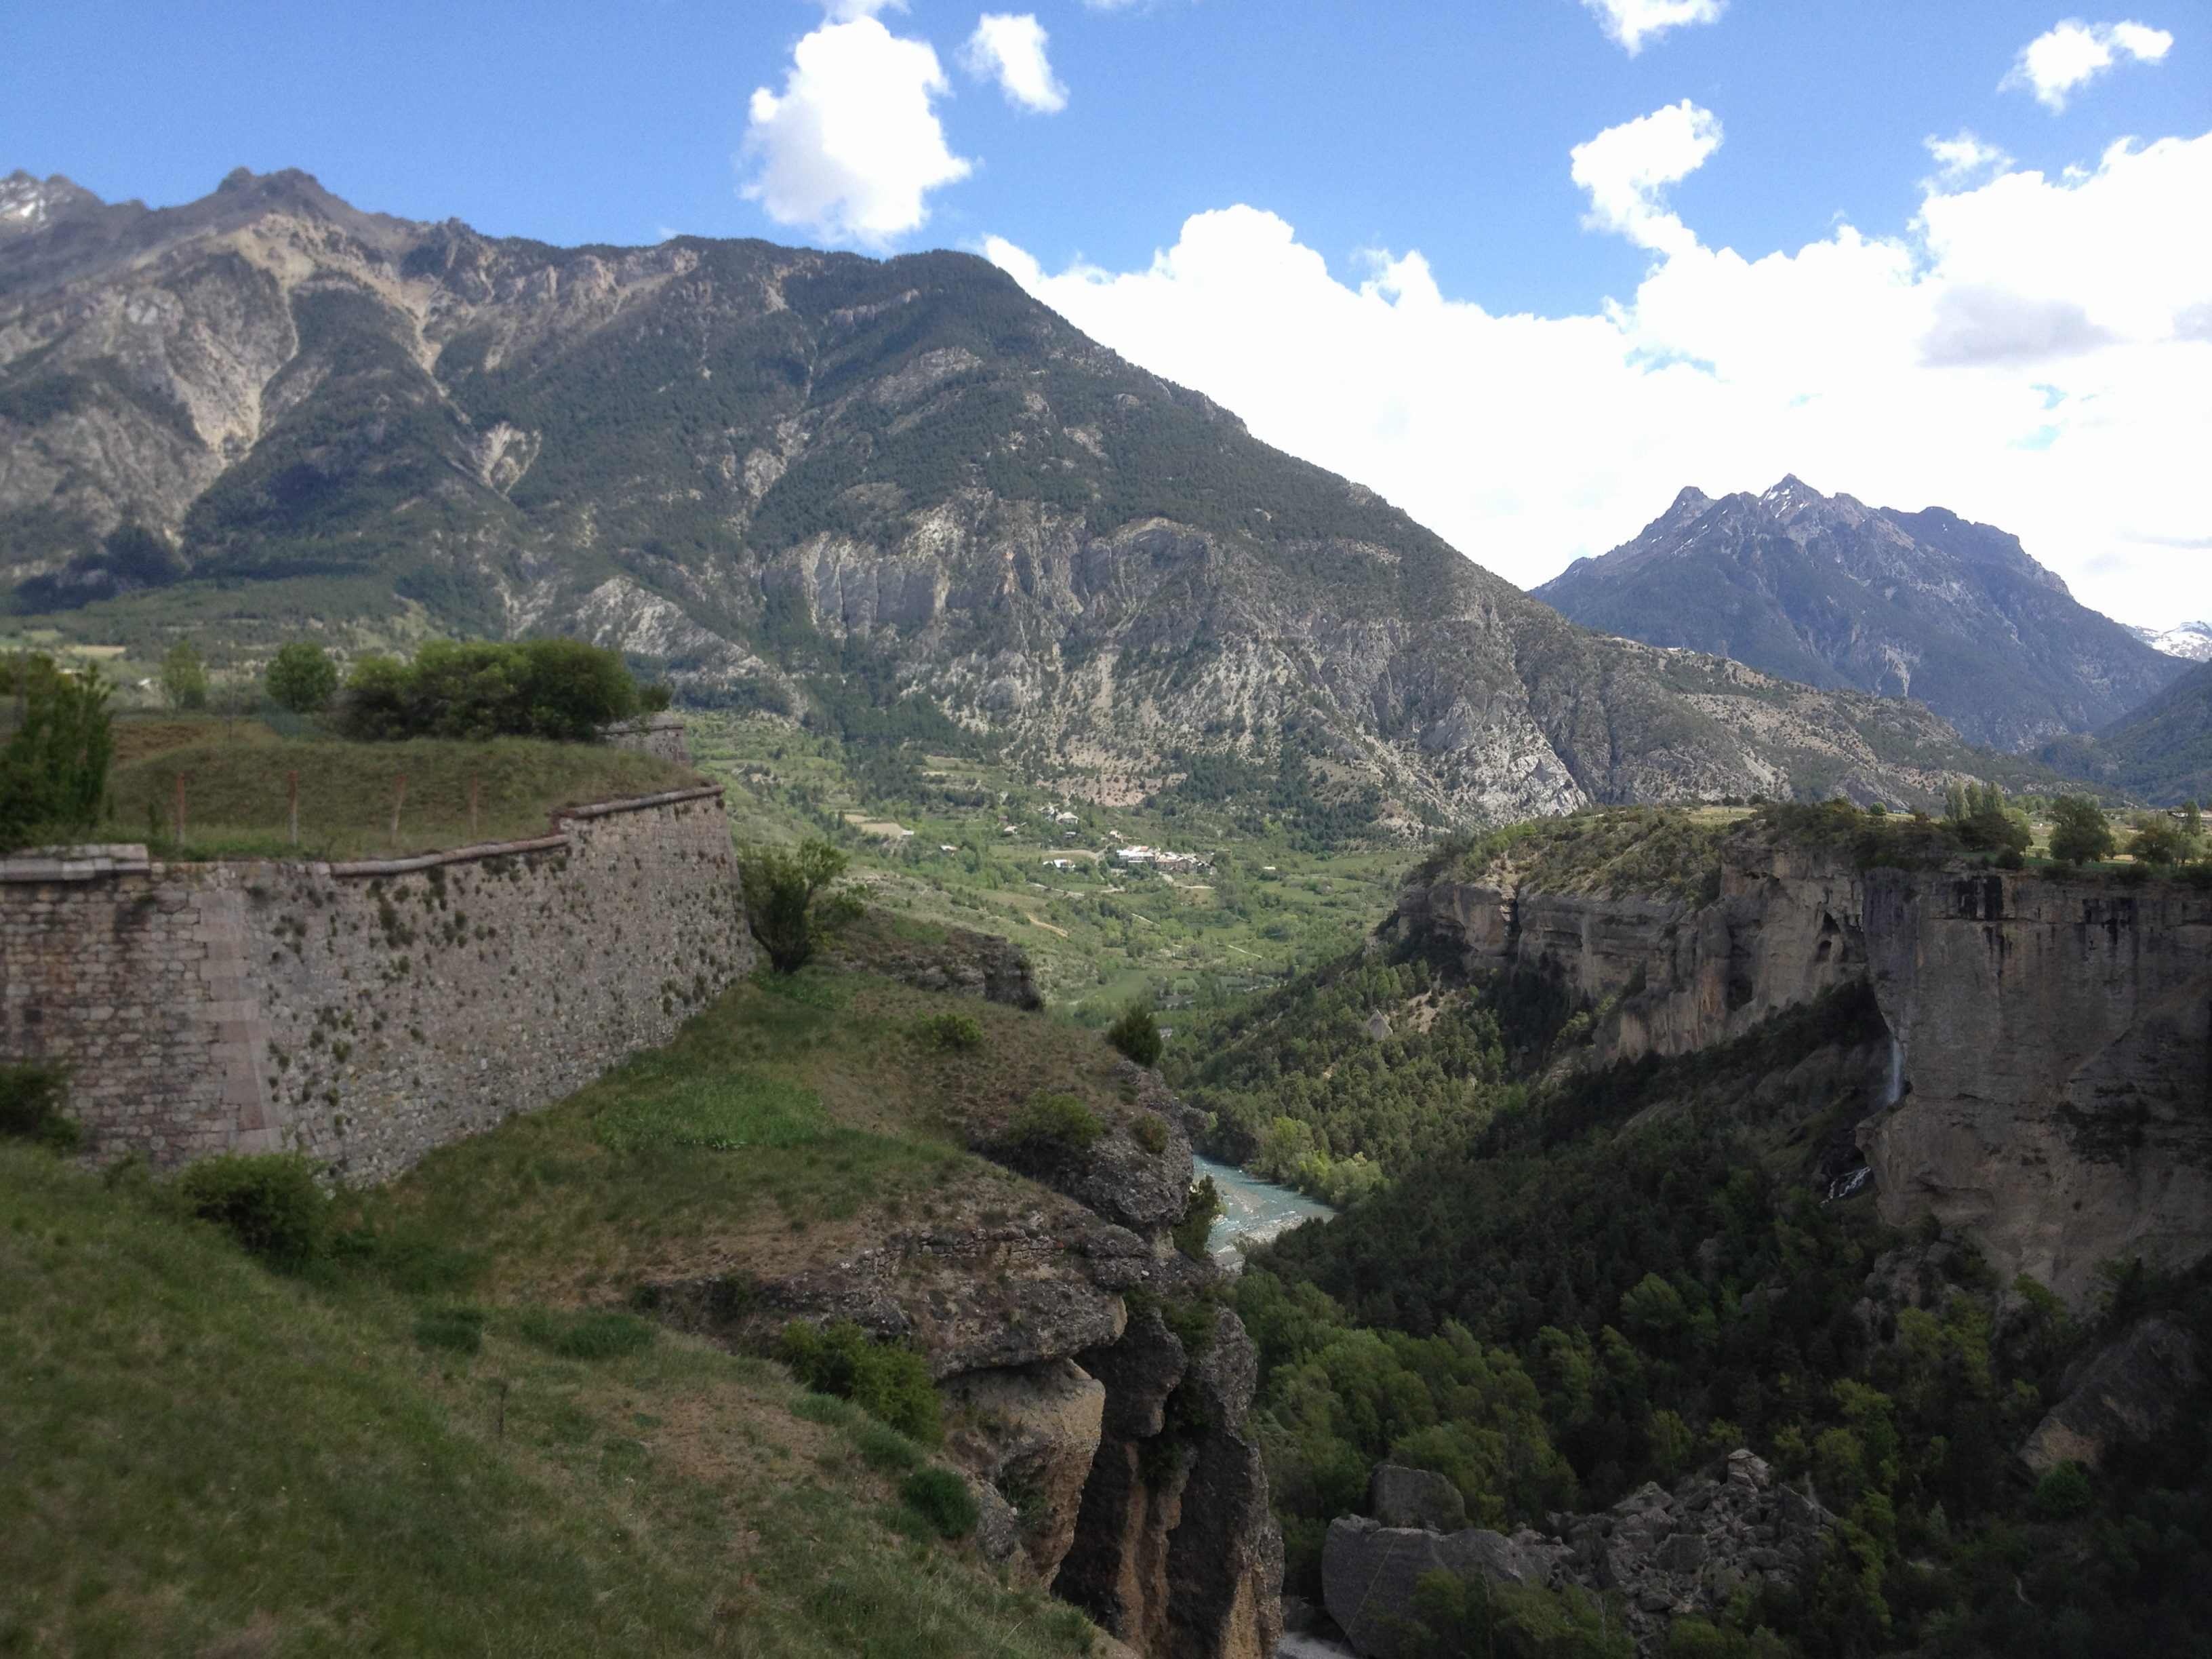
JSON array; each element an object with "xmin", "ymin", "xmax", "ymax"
[
  {"xmin": 1165, "ymin": 805, "xmax": 2212, "ymax": 1658},
  {"xmin": 2039, "ymin": 654, "xmax": 2212, "ymax": 805},
  {"xmin": 0, "ymin": 167, "xmax": 2032, "ymax": 824},
  {"xmin": 1533, "ymin": 478, "xmax": 2181, "ymax": 753}
]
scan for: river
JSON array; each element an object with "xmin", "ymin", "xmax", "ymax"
[{"xmin": 1194, "ymin": 1153, "xmax": 1336, "ymax": 1271}]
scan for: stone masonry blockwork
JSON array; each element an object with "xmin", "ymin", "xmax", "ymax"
[{"xmin": 0, "ymin": 791, "xmax": 752, "ymax": 1184}]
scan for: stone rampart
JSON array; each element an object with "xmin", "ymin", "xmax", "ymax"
[{"xmin": 0, "ymin": 786, "xmax": 751, "ymax": 1184}]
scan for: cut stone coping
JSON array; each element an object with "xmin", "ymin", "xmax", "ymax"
[
  {"xmin": 0, "ymin": 785, "xmax": 725, "ymax": 883},
  {"xmin": 0, "ymin": 845, "xmax": 154, "ymax": 883},
  {"xmin": 323, "ymin": 784, "xmax": 725, "ymax": 877}
]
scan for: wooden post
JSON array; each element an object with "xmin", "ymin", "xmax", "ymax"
[
  {"xmin": 390, "ymin": 774, "xmax": 406, "ymax": 846},
  {"xmin": 173, "ymin": 772, "xmax": 186, "ymax": 850},
  {"xmin": 468, "ymin": 768, "xmax": 479, "ymax": 840},
  {"xmin": 288, "ymin": 770, "xmax": 300, "ymax": 847}
]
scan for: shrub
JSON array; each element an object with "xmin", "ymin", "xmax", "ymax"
[
  {"xmin": 778, "ymin": 1320, "xmax": 943, "ymax": 1443},
  {"xmin": 265, "ymin": 641, "xmax": 339, "ymax": 715},
  {"xmin": 900, "ymin": 1466, "xmax": 980, "ymax": 1540},
  {"xmin": 519, "ymin": 1308, "xmax": 658, "ymax": 1360},
  {"xmin": 740, "ymin": 838, "xmax": 858, "ymax": 975},
  {"xmin": 0, "ymin": 1063, "xmax": 79, "ymax": 1151},
  {"xmin": 414, "ymin": 1305, "xmax": 486, "ymax": 1355},
  {"xmin": 855, "ymin": 1419, "xmax": 925, "ymax": 1473},
  {"xmin": 1106, "ymin": 1001, "xmax": 1163, "ymax": 1067},
  {"xmin": 2033, "ymin": 1459, "xmax": 2092, "ymax": 1519},
  {"xmin": 160, "ymin": 639, "xmax": 209, "ymax": 712},
  {"xmin": 1007, "ymin": 1092, "xmax": 1105, "ymax": 1156},
  {"xmin": 1172, "ymin": 1175, "xmax": 1222, "ymax": 1261},
  {"xmin": 1131, "ymin": 1111, "xmax": 1170, "ymax": 1155},
  {"xmin": 912, "ymin": 1012, "xmax": 984, "ymax": 1052},
  {"xmin": 2047, "ymin": 796, "xmax": 2116, "ymax": 866},
  {"xmin": 333, "ymin": 637, "xmax": 643, "ymax": 742},
  {"xmin": 0, "ymin": 655, "xmax": 113, "ymax": 854},
  {"xmin": 175, "ymin": 1154, "xmax": 329, "ymax": 1267},
  {"xmin": 639, "ymin": 682, "xmax": 675, "ymax": 713}
]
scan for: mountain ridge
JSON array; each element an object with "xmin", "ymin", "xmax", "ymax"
[
  {"xmin": 1, "ymin": 168, "xmax": 2040, "ymax": 824},
  {"xmin": 1533, "ymin": 475, "xmax": 2181, "ymax": 752}
]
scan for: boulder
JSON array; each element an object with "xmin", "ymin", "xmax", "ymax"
[
  {"xmin": 1322, "ymin": 1518, "xmax": 1561, "ymax": 1659},
  {"xmin": 2017, "ymin": 1317, "xmax": 2203, "ymax": 1477},
  {"xmin": 1365, "ymin": 1465, "xmax": 1468, "ymax": 1532}
]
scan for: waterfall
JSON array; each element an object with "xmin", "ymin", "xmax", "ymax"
[{"xmin": 1884, "ymin": 1034, "xmax": 1904, "ymax": 1106}]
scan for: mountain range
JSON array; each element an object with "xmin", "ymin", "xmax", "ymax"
[
  {"xmin": 1, "ymin": 167, "xmax": 2044, "ymax": 823},
  {"xmin": 1532, "ymin": 478, "xmax": 2184, "ymax": 753}
]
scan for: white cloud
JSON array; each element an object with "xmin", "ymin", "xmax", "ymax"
[
  {"xmin": 1569, "ymin": 100, "xmax": 1723, "ymax": 256},
  {"xmin": 2004, "ymin": 18, "xmax": 2173, "ymax": 111},
  {"xmin": 821, "ymin": 0, "xmax": 906, "ymax": 18},
  {"xmin": 986, "ymin": 117, "xmax": 2212, "ymax": 625},
  {"xmin": 1581, "ymin": 0, "xmax": 1726, "ymax": 54},
  {"xmin": 963, "ymin": 13, "xmax": 1069, "ymax": 113},
  {"xmin": 740, "ymin": 14, "xmax": 971, "ymax": 248},
  {"xmin": 1925, "ymin": 129, "xmax": 2011, "ymax": 184}
]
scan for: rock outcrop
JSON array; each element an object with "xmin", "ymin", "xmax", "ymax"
[
  {"xmin": 2017, "ymin": 1317, "xmax": 2204, "ymax": 1477},
  {"xmin": 1059, "ymin": 1304, "xmax": 1285, "ymax": 1659},
  {"xmin": 824, "ymin": 912, "xmax": 1045, "ymax": 1009},
  {"xmin": 1402, "ymin": 830, "xmax": 2212, "ymax": 1308},
  {"xmin": 1322, "ymin": 1450, "xmax": 1830, "ymax": 1658},
  {"xmin": 645, "ymin": 998, "xmax": 1281, "ymax": 1659}
]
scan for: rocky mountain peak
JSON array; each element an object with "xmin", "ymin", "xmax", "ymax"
[
  {"xmin": 1535, "ymin": 478, "xmax": 2182, "ymax": 751},
  {"xmin": 0, "ymin": 167, "xmax": 2034, "ymax": 822}
]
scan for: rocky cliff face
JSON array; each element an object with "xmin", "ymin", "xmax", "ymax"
[
  {"xmin": 1533, "ymin": 477, "xmax": 2182, "ymax": 751},
  {"xmin": 643, "ymin": 1000, "xmax": 1281, "ymax": 1659},
  {"xmin": 1401, "ymin": 826, "xmax": 2212, "ymax": 1308},
  {"xmin": 0, "ymin": 169, "xmax": 2015, "ymax": 823}
]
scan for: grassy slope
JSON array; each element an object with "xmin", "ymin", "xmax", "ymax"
[
  {"xmin": 0, "ymin": 1138, "xmax": 1095, "ymax": 1659},
  {"xmin": 362, "ymin": 968, "xmax": 1143, "ymax": 1303},
  {"xmin": 94, "ymin": 716, "xmax": 698, "ymax": 858},
  {"xmin": 1, "ymin": 963, "xmax": 1180, "ymax": 1656}
]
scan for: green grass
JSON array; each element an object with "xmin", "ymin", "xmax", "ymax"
[
  {"xmin": 352, "ymin": 967, "xmax": 1140, "ymax": 1305},
  {"xmin": 0, "ymin": 1142, "xmax": 1098, "ymax": 1658},
  {"xmin": 94, "ymin": 721, "xmax": 697, "ymax": 858}
]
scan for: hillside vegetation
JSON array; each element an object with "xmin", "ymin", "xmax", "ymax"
[
  {"xmin": 1161, "ymin": 807, "xmax": 2212, "ymax": 1658},
  {"xmin": 0, "ymin": 1134, "xmax": 1095, "ymax": 1658},
  {"xmin": 0, "ymin": 963, "xmax": 1163, "ymax": 1656}
]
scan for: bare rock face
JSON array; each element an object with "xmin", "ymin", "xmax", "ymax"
[
  {"xmin": 1323, "ymin": 1450, "xmax": 1830, "ymax": 1658},
  {"xmin": 1859, "ymin": 872, "xmax": 2212, "ymax": 1306},
  {"xmin": 945, "ymin": 1357, "xmax": 1108, "ymax": 1583},
  {"xmin": 1403, "ymin": 840, "xmax": 2212, "ymax": 1311},
  {"xmin": 1059, "ymin": 1306, "xmax": 1285, "ymax": 1659},
  {"xmin": 1365, "ymin": 1465, "xmax": 1468, "ymax": 1532},
  {"xmin": 2017, "ymin": 1317, "xmax": 2203, "ymax": 1477}
]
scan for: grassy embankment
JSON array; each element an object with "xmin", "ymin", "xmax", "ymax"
[
  {"xmin": 89, "ymin": 715, "xmax": 698, "ymax": 860},
  {"xmin": 1, "ymin": 967, "xmax": 1146, "ymax": 1656}
]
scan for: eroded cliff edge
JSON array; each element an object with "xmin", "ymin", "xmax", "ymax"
[
  {"xmin": 1398, "ymin": 809, "xmax": 2212, "ymax": 1308},
  {"xmin": 642, "ymin": 946, "xmax": 1283, "ymax": 1659}
]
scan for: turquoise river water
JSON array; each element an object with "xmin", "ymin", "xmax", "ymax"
[{"xmin": 1194, "ymin": 1153, "xmax": 1336, "ymax": 1271}]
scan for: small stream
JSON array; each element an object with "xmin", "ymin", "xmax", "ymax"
[{"xmin": 1194, "ymin": 1153, "xmax": 1336, "ymax": 1271}]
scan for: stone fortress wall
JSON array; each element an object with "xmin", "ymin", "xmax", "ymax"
[{"xmin": 0, "ymin": 786, "xmax": 751, "ymax": 1184}]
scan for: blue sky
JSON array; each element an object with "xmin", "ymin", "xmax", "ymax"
[{"xmin": 7, "ymin": 1, "xmax": 2211, "ymax": 619}]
